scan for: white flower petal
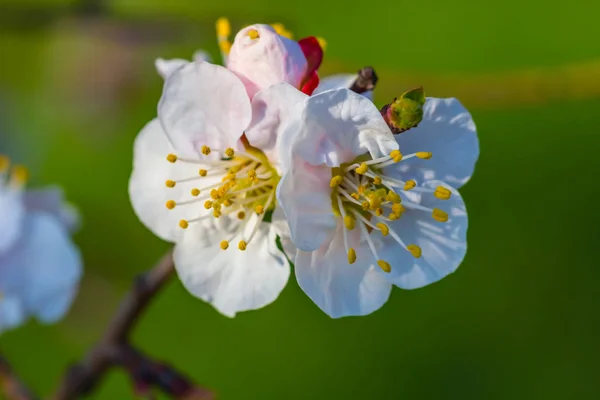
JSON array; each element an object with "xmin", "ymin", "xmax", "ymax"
[
  {"xmin": 227, "ymin": 24, "xmax": 307, "ymax": 99},
  {"xmin": 0, "ymin": 187, "xmax": 23, "ymax": 255},
  {"xmin": 286, "ymin": 89, "xmax": 397, "ymax": 167},
  {"xmin": 388, "ymin": 97, "xmax": 479, "ymax": 188},
  {"xmin": 314, "ymin": 74, "xmax": 373, "ymax": 101},
  {"xmin": 129, "ymin": 119, "xmax": 218, "ymax": 243},
  {"xmin": 380, "ymin": 181, "xmax": 468, "ymax": 289},
  {"xmin": 276, "ymin": 156, "xmax": 336, "ymax": 252},
  {"xmin": 174, "ymin": 215, "xmax": 290, "ymax": 317},
  {"xmin": 246, "ymin": 83, "xmax": 308, "ymax": 154},
  {"xmin": 295, "ymin": 222, "xmax": 392, "ymax": 318},
  {"xmin": 23, "ymin": 187, "xmax": 80, "ymax": 233},
  {"xmin": 0, "ymin": 296, "xmax": 25, "ymax": 334},
  {"xmin": 193, "ymin": 50, "xmax": 212, "ymax": 63},
  {"xmin": 0, "ymin": 212, "xmax": 82, "ymax": 324},
  {"xmin": 158, "ymin": 62, "xmax": 251, "ymax": 157},
  {"xmin": 270, "ymin": 206, "xmax": 296, "ymax": 262},
  {"xmin": 155, "ymin": 58, "xmax": 189, "ymax": 80}
]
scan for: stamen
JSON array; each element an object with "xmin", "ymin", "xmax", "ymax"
[
  {"xmin": 237, "ymin": 211, "xmax": 246, "ymax": 219},
  {"xmin": 179, "ymin": 220, "xmax": 189, "ymax": 229},
  {"xmin": 404, "ymin": 180, "xmax": 416, "ymax": 191},
  {"xmin": 434, "ymin": 186, "xmax": 452, "ymax": 200},
  {"xmin": 216, "ymin": 17, "xmax": 231, "ymax": 38},
  {"xmin": 406, "ymin": 244, "xmax": 422, "ymax": 258},
  {"xmin": 224, "ymin": 148, "xmax": 235, "ymax": 157},
  {"xmin": 317, "ymin": 37, "xmax": 327, "ymax": 50},
  {"xmin": 0, "ymin": 154, "xmax": 10, "ymax": 172},
  {"xmin": 220, "ymin": 240, "xmax": 229, "ymax": 250},
  {"xmin": 330, "ymin": 175, "xmax": 344, "ymax": 187},
  {"xmin": 348, "ymin": 248, "xmax": 357, "ymax": 264},
  {"xmin": 255, "ymin": 205, "xmax": 265, "ymax": 215},
  {"xmin": 355, "ymin": 163, "xmax": 368, "ymax": 175},
  {"xmin": 247, "ymin": 29, "xmax": 260, "ymax": 39},
  {"xmin": 166, "ymin": 200, "xmax": 176, "ymax": 209},
  {"xmin": 199, "ymin": 169, "xmax": 208, "ymax": 176},
  {"xmin": 166, "ymin": 154, "xmax": 178, "ymax": 163},
  {"xmin": 201, "ymin": 145, "xmax": 211, "ymax": 155},
  {"xmin": 376, "ymin": 223, "xmax": 389, "ymax": 236},
  {"xmin": 390, "ymin": 150, "xmax": 403, "ymax": 162},
  {"xmin": 432, "ymin": 208, "xmax": 449, "ymax": 222},
  {"xmin": 238, "ymin": 240, "xmax": 247, "ymax": 251},
  {"xmin": 416, "ymin": 152, "xmax": 432, "ymax": 159},
  {"xmin": 165, "ymin": 180, "xmax": 176, "ymax": 188},
  {"xmin": 373, "ymin": 176, "xmax": 382, "ymax": 185},
  {"xmin": 204, "ymin": 200, "xmax": 213, "ymax": 209},
  {"xmin": 191, "ymin": 188, "xmax": 201, "ymax": 196},
  {"xmin": 344, "ymin": 215, "xmax": 356, "ymax": 230},
  {"xmin": 10, "ymin": 165, "xmax": 29, "ymax": 185},
  {"xmin": 377, "ymin": 260, "xmax": 391, "ymax": 273}
]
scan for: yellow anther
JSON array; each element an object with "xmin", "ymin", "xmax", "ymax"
[
  {"xmin": 376, "ymin": 223, "xmax": 389, "ymax": 236},
  {"xmin": 407, "ymin": 244, "xmax": 422, "ymax": 258},
  {"xmin": 165, "ymin": 180, "xmax": 176, "ymax": 188},
  {"xmin": 329, "ymin": 175, "xmax": 344, "ymax": 188},
  {"xmin": 166, "ymin": 154, "xmax": 178, "ymax": 163},
  {"xmin": 210, "ymin": 189, "xmax": 220, "ymax": 200},
  {"xmin": 223, "ymin": 199, "xmax": 233, "ymax": 207},
  {"xmin": 222, "ymin": 173, "xmax": 236, "ymax": 182},
  {"xmin": 0, "ymin": 155, "xmax": 10, "ymax": 171},
  {"xmin": 355, "ymin": 163, "xmax": 368, "ymax": 175},
  {"xmin": 377, "ymin": 260, "xmax": 392, "ymax": 273},
  {"xmin": 212, "ymin": 202, "xmax": 222, "ymax": 212},
  {"xmin": 166, "ymin": 200, "xmax": 176, "ymax": 210},
  {"xmin": 386, "ymin": 191, "xmax": 401, "ymax": 203},
  {"xmin": 216, "ymin": 17, "xmax": 231, "ymax": 37},
  {"xmin": 11, "ymin": 165, "xmax": 29, "ymax": 184},
  {"xmin": 237, "ymin": 211, "xmax": 246, "ymax": 220},
  {"xmin": 351, "ymin": 193, "xmax": 360, "ymax": 200},
  {"xmin": 213, "ymin": 209, "xmax": 222, "ymax": 218},
  {"xmin": 434, "ymin": 186, "xmax": 452, "ymax": 200},
  {"xmin": 432, "ymin": 208, "xmax": 449, "ymax": 222},
  {"xmin": 348, "ymin": 248, "xmax": 357, "ymax": 264},
  {"xmin": 179, "ymin": 220, "xmax": 189, "ymax": 229},
  {"xmin": 220, "ymin": 240, "xmax": 229, "ymax": 250},
  {"xmin": 199, "ymin": 169, "xmax": 208, "ymax": 176},
  {"xmin": 238, "ymin": 240, "xmax": 247, "ymax": 251},
  {"xmin": 392, "ymin": 203, "xmax": 406, "ymax": 215},
  {"xmin": 248, "ymin": 170, "xmax": 257, "ymax": 179},
  {"xmin": 373, "ymin": 176, "xmax": 382, "ymax": 185},
  {"xmin": 344, "ymin": 215, "xmax": 356, "ymax": 230},
  {"xmin": 388, "ymin": 213, "xmax": 400, "ymax": 221},
  {"xmin": 224, "ymin": 148, "xmax": 235, "ymax": 157},
  {"xmin": 191, "ymin": 188, "xmax": 201, "ymax": 197},
  {"xmin": 204, "ymin": 200, "xmax": 213, "ymax": 209},
  {"xmin": 361, "ymin": 201, "xmax": 370, "ymax": 210},
  {"xmin": 416, "ymin": 152, "xmax": 432, "ymax": 159},
  {"xmin": 255, "ymin": 205, "xmax": 265, "ymax": 215},
  {"xmin": 358, "ymin": 185, "xmax": 366, "ymax": 194},
  {"xmin": 368, "ymin": 195, "xmax": 382, "ymax": 210},
  {"xmin": 375, "ymin": 207, "xmax": 384, "ymax": 216},
  {"xmin": 317, "ymin": 37, "xmax": 327, "ymax": 50},
  {"xmin": 247, "ymin": 29, "xmax": 260, "ymax": 39},
  {"xmin": 404, "ymin": 180, "xmax": 416, "ymax": 191},
  {"xmin": 271, "ymin": 23, "xmax": 293, "ymax": 39},
  {"xmin": 390, "ymin": 149, "xmax": 403, "ymax": 162},
  {"xmin": 201, "ymin": 145, "xmax": 211, "ymax": 155}
]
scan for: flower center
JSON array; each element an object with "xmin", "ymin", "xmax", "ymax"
[
  {"xmin": 164, "ymin": 145, "xmax": 280, "ymax": 251},
  {"xmin": 329, "ymin": 149, "xmax": 452, "ymax": 273}
]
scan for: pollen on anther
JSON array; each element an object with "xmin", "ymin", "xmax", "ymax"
[
  {"xmin": 216, "ymin": 17, "xmax": 231, "ymax": 37},
  {"xmin": 329, "ymin": 175, "xmax": 343, "ymax": 188},
  {"xmin": 165, "ymin": 180, "xmax": 176, "ymax": 188},
  {"xmin": 390, "ymin": 150, "xmax": 403, "ymax": 162},
  {"xmin": 224, "ymin": 148, "xmax": 235, "ymax": 157},
  {"xmin": 166, "ymin": 154, "xmax": 178, "ymax": 163},
  {"xmin": 11, "ymin": 165, "xmax": 29, "ymax": 184},
  {"xmin": 416, "ymin": 152, "xmax": 432, "ymax": 159},
  {"xmin": 355, "ymin": 163, "xmax": 368, "ymax": 175},
  {"xmin": 213, "ymin": 210, "xmax": 222, "ymax": 218},
  {"xmin": 210, "ymin": 189, "xmax": 220, "ymax": 199},
  {"xmin": 432, "ymin": 208, "xmax": 449, "ymax": 222},
  {"xmin": 377, "ymin": 260, "xmax": 392, "ymax": 273},
  {"xmin": 199, "ymin": 169, "xmax": 208, "ymax": 176},
  {"xmin": 348, "ymin": 248, "xmax": 357, "ymax": 264},
  {"xmin": 191, "ymin": 188, "xmax": 201, "ymax": 196},
  {"xmin": 358, "ymin": 185, "xmax": 366, "ymax": 194},
  {"xmin": 373, "ymin": 176, "xmax": 382, "ymax": 185},
  {"xmin": 404, "ymin": 180, "xmax": 416, "ymax": 191},
  {"xmin": 204, "ymin": 200, "xmax": 213, "ymax": 209},
  {"xmin": 375, "ymin": 207, "xmax": 384, "ymax": 216},
  {"xmin": 255, "ymin": 205, "xmax": 265, "ymax": 215},
  {"xmin": 166, "ymin": 200, "xmax": 176, "ymax": 209},
  {"xmin": 201, "ymin": 145, "xmax": 211, "ymax": 155},
  {"xmin": 179, "ymin": 220, "xmax": 189, "ymax": 229},
  {"xmin": 434, "ymin": 186, "xmax": 452, "ymax": 200},
  {"xmin": 248, "ymin": 170, "xmax": 257, "ymax": 179},
  {"xmin": 247, "ymin": 29, "xmax": 260, "ymax": 39},
  {"xmin": 344, "ymin": 215, "xmax": 355, "ymax": 230},
  {"xmin": 392, "ymin": 203, "xmax": 405, "ymax": 215},
  {"xmin": 361, "ymin": 201, "xmax": 370, "ymax": 210},
  {"xmin": 237, "ymin": 211, "xmax": 246, "ymax": 220},
  {"xmin": 0, "ymin": 154, "xmax": 10, "ymax": 171},
  {"xmin": 376, "ymin": 223, "xmax": 389, "ymax": 236},
  {"xmin": 220, "ymin": 240, "xmax": 229, "ymax": 250},
  {"xmin": 407, "ymin": 244, "xmax": 422, "ymax": 258},
  {"xmin": 238, "ymin": 240, "xmax": 247, "ymax": 251}
]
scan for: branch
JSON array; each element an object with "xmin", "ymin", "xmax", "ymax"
[
  {"xmin": 52, "ymin": 249, "xmax": 213, "ymax": 400},
  {"xmin": 349, "ymin": 66, "xmax": 378, "ymax": 94},
  {"xmin": 0, "ymin": 354, "xmax": 37, "ymax": 400}
]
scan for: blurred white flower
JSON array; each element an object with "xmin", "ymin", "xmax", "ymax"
[
  {"xmin": 0, "ymin": 156, "xmax": 82, "ymax": 333},
  {"xmin": 271, "ymin": 85, "xmax": 478, "ymax": 318},
  {"xmin": 129, "ymin": 22, "xmax": 322, "ymax": 317}
]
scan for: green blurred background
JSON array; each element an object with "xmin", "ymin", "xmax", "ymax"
[{"xmin": 1, "ymin": 0, "xmax": 599, "ymax": 398}]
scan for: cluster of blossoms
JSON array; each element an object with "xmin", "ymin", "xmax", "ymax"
[
  {"xmin": 0, "ymin": 155, "xmax": 82, "ymax": 333},
  {"xmin": 130, "ymin": 19, "xmax": 478, "ymax": 318}
]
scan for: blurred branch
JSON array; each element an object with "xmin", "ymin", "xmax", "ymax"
[
  {"xmin": 349, "ymin": 66, "xmax": 378, "ymax": 94},
  {"xmin": 0, "ymin": 354, "xmax": 37, "ymax": 400},
  {"xmin": 52, "ymin": 249, "xmax": 213, "ymax": 400}
]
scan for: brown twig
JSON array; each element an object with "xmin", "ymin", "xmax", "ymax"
[
  {"xmin": 349, "ymin": 66, "xmax": 378, "ymax": 94},
  {"xmin": 0, "ymin": 354, "xmax": 37, "ymax": 400},
  {"xmin": 52, "ymin": 249, "xmax": 213, "ymax": 400}
]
